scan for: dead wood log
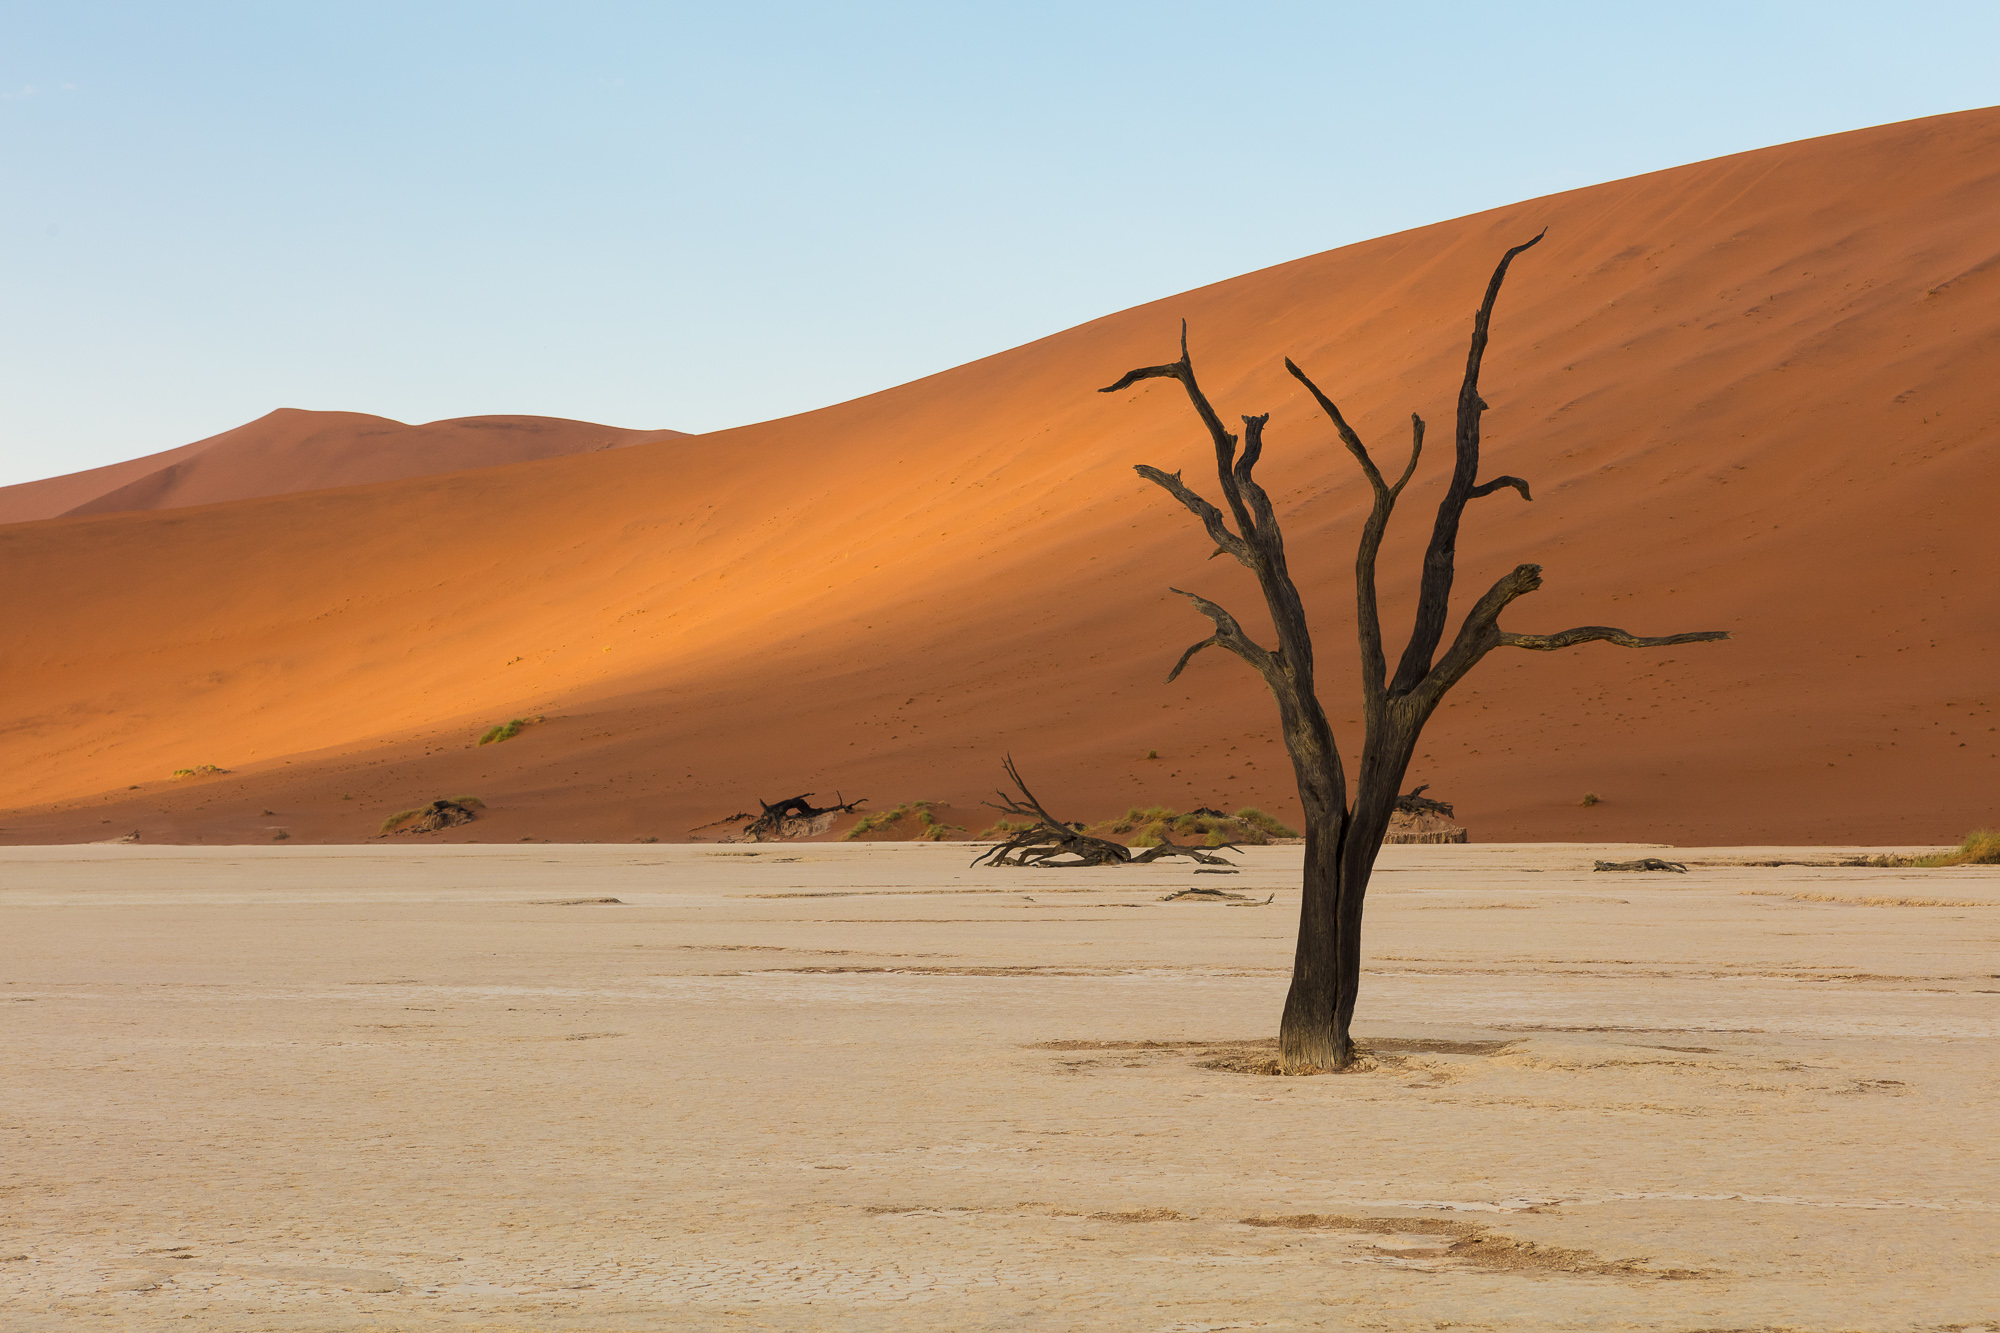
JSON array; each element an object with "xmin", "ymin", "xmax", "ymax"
[
  {"xmin": 1394, "ymin": 784, "xmax": 1454, "ymax": 820},
  {"xmin": 1129, "ymin": 836, "xmax": 1239, "ymax": 866},
  {"xmin": 970, "ymin": 757, "xmax": 1238, "ymax": 869},
  {"xmin": 1592, "ymin": 858, "xmax": 1689, "ymax": 873}
]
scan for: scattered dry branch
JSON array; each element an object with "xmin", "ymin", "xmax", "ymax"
[{"xmin": 972, "ymin": 757, "xmax": 1236, "ymax": 868}]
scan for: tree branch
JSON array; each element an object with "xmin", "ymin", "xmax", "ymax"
[
  {"xmin": 1165, "ymin": 586, "xmax": 1278, "ymax": 682},
  {"xmin": 1104, "ymin": 322, "xmax": 1256, "ymax": 539},
  {"xmin": 1499, "ymin": 626, "xmax": 1732, "ymax": 651},
  {"xmin": 1388, "ymin": 232, "xmax": 1546, "ymax": 696},
  {"xmin": 1133, "ymin": 465, "xmax": 1252, "ymax": 566},
  {"xmin": 1284, "ymin": 358, "xmax": 1386, "ymax": 494},
  {"xmin": 1467, "ymin": 475, "xmax": 1532, "ymax": 501},
  {"xmin": 1164, "ymin": 635, "xmax": 1221, "ymax": 683}
]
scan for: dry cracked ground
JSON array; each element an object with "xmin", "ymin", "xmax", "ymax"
[{"xmin": 2, "ymin": 840, "xmax": 1996, "ymax": 1332}]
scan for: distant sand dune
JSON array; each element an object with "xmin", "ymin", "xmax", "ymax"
[
  {"xmin": 2, "ymin": 108, "xmax": 1997, "ymax": 845},
  {"xmin": 0, "ymin": 409, "xmax": 685, "ymax": 523}
]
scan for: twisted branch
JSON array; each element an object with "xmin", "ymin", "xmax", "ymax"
[
  {"xmin": 1500, "ymin": 626, "xmax": 1732, "ymax": 652},
  {"xmin": 1391, "ymin": 230, "xmax": 1547, "ymax": 697}
]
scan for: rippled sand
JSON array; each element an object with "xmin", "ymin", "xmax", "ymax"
[{"xmin": 2, "ymin": 841, "xmax": 1995, "ymax": 1331}]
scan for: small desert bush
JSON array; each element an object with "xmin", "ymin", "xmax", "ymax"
[
  {"xmin": 380, "ymin": 807, "xmax": 429, "ymax": 835},
  {"xmin": 172, "ymin": 764, "xmax": 227, "ymax": 779},
  {"xmin": 477, "ymin": 717, "xmax": 542, "ymax": 745},
  {"xmin": 845, "ymin": 804, "xmax": 910, "ymax": 838},
  {"xmin": 1234, "ymin": 807, "xmax": 1299, "ymax": 838},
  {"xmin": 1087, "ymin": 806, "xmax": 1289, "ymax": 848},
  {"xmin": 1850, "ymin": 830, "xmax": 2000, "ymax": 868},
  {"xmin": 1913, "ymin": 829, "xmax": 2000, "ymax": 867},
  {"xmin": 845, "ymin": 801, "xmax": 965, "ymax": 841},
  {"xmin": 1580, "ymin": 792, "xmax": 1600, "ymax": 807},
  {"xmin": 453, "ymin": 796, "xmax": 487, "ymax": 808},
  {"xmin": 272, "ymin": 830, "xmax": 290, "ymax": 841}
]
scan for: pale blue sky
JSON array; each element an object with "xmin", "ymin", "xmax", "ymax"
[{"xmin": 3, "ymin": 1, "xmax": 1996, "ymax": 486}]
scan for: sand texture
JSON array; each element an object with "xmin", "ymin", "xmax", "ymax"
[
  {"xmin": 3, "ymin": 109, "xmax": 1999, "ymax": 845},
  {"xmin": 3, "ymin": 841, "xmax": 1996, "ymax": 1330},
  {"xmin": 0, "ymin": 410, "xmax": 685, "ymax": 523}
]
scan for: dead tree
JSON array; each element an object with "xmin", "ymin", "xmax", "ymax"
[
  {"xmin": 1395, "ymin": 784, "xmax": 1454, "ymax": 820},
  {"xmin": 972, "ymin": 755, "xmax": 1235, "ymax": 867},
  {"xmin": 743, "ymin": 791, "xmax": 866, "ymax": 841},
  {"xmin": 1103, "ymin": 234, "xmax": 1727, "ymax": 1071}
]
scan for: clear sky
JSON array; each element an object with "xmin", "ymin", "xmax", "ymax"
[{"xmin": 3, "ymin": 1, "xmax": 1996, "ymax": 486}]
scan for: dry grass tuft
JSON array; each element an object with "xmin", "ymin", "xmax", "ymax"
[
  {"xmin": 1079, "ymin": 805, "xmax": 1296, "ymax": 848},
  {"xmin": 1845, "ymin": 830, "xmax": 2000, "ymax": 868},
  {"xmin": 844, "ymin": 800, "xmax": 965, "ymax": 841}
]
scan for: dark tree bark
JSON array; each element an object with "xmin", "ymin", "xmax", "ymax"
[{"xmin": 1102, "ymin": 235, "xmax": 1728, "ymax": 1071}]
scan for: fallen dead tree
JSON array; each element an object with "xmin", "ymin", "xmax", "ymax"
[
  {"xmin": 971, "ymin": 757, "xmax": 1237, "ymax": 868},
  {"xmin": 740, "ymin": 791, "xmax": 867, "ymax": 842},
  {"xmin": 1394, "ymin": 784, "xmax": 1454, "ymax": 819},
  {"xmin": 1593, "ymin": 857, "xmax": 1689, "ymax": 873}
]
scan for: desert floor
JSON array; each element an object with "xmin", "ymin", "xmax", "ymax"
[{"xmin": 2, "ymin": 841, "xmax": 1996, "ymax": 1332}]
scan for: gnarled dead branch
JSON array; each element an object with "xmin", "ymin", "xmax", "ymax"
[{"xmin": 972, "ymin": 756, "xmax": 1236, "ymax": 868}]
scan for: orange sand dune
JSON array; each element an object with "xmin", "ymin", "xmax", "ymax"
[
  {"xmin": 0, "ymin": 410, "xmax": 685, "ymax": 523},
  {"xmin": 3, "ymin": 109, "xmax": 1997, "ymax": 847}
]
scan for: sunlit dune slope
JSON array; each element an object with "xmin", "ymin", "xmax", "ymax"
[
  {"xmin": 3, "ymin": 109, "xmax": 1997, "ymax": 846},
  {"xmin": 0, "ymin": 410, "xmax": 686, "ymax": 522}
]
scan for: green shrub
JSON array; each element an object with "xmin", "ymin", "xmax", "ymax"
[
  {"xmin": 845, "ymin": 801, "xmax": 966, "ymax": 842},
  {"xmin": 1234, "ymin": 807, "xmax": 1300, "ymax": 838},
  {"xmin": 380, "ymin": 807, "xmax": 428, "ymax": 835},
  {"xmin": 1580, "ymin": 792, "xmax": 1601, "ymax": 807},
  {"xmin": 477, "ymin": 717, "xmax": 542, "ymax": 745},
  {"xmin": 1913, "ymin": 829, "xmax": 2000, "ymax": 867},
  {"xmin": 171, "ymin": 764, "xmax": 227, "ymax": 779},
  {"xmin": 844, "ymin": 804, "xmax": 910, "ymax": 839}
]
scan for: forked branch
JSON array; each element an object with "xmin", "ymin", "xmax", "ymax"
[
  {"xmin": 1389, "ymin": 231, "xmax": 1547, "ymax": 697},
  {"xmin": 1162, "ymin": 587, "xmax": 1278, "ymax": 685},
  {"xmin": 1134, "ymin": 465, "xmax": 1252, "ymax": 567},
  {"xmin": 1102, "ymin": 322, "xmax": 1256, "ymax": 538}
]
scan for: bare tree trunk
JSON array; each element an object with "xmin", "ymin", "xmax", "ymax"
[{"xmin": 1105, "ymin": 234, "xmax": 1728, "ymax": 1071}]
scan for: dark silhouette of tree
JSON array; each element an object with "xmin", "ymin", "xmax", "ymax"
[{"xmin": 1102, "ymin": 235, "xmax": 1727, "ymax": 1071}]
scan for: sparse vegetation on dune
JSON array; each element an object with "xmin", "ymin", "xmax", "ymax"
[
  {"xmin": 477, "ymin": 717, "xmax": 541, "ymax": 745},
  {"xmin": 1085, "ymin": 806, "xmax": 1297, "ymax": 848},
  {"xmin": 171, "ymin": 764, "xmax": 227, "ymax": 779},
  {"xmin": 844, "ymin": 800, "xmax": 965, "ymax": 842}
]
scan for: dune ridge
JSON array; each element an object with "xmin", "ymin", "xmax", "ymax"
[
  {"xmin": 0, "ymin": 410, "xmax": 686, "ymax": 523},
  {"xmin": 2, "ymin": 108, "xmax": 1997, "ymax": 846}
]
